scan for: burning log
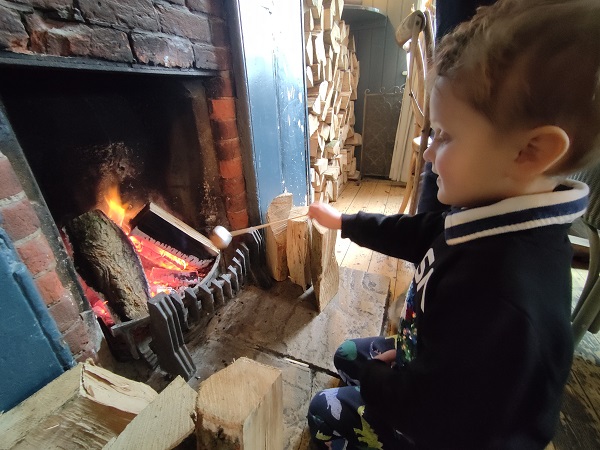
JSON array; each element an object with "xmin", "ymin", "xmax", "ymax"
[{"xmin": 66, "ymin": 209, "xmax": 150, "ymax": 321}]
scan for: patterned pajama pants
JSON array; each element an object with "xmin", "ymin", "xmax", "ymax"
[{"xmin": 306, "ymin": 336, "xmax": 413, "ymax": 450}]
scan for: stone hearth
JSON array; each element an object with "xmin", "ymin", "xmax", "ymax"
[{"xmin": 144, "ymin": 266, "xmax": 391, "ymax": 450}]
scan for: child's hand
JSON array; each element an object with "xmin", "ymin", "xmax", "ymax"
[
  {"xmin": 308, "ymin": 202, "xmax": 342, "ymax": 230},
  {"xmin": 374, "ymin": 349, "xmax": 396, "ymax": 366}
]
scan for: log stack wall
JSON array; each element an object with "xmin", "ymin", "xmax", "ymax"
[{"xmin": 304, "ymin": 0, "xmax": 362, "ymax": 202}]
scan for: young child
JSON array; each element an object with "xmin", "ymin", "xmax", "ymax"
[{"xmin": 307, "ymin": 0, "xmax": 600, "ymax": 448}]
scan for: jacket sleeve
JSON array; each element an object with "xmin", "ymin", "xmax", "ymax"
[{"xmin": 341, "ymin": 211, "xmax": 445, "ymax": 264}]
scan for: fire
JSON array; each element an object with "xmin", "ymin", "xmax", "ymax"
[
  {"xmin": 105, "ymin": 186, "xmax": 126, "ymax": 227},
  {"xmin": 98, "ymin": 184, "xmax": 204, "ymax": 298},
  {"xmin": 100, "ymin": 185, "xmax": 144, "ymax": 234},
  {"xmin": 78, "ymin": 275, "xmax": 114, "ymax": 327},
  {"xmin": 129, "ymin": 235, "xmax": 191, "ymax": 271}
]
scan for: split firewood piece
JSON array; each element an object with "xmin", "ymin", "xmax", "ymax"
[
  {"xmin": 286, "ymin": 206, "xmax": 311, "ymax": 290},
  {"xmin": 129, "ymin": 202, "xmax": 219, "ymax": 259},
  {"xmin": 195, "ymin": 357, "xmax": 283, "ymax": 450},
  {"xmin": 104, "ymin": 376, "xmax": 196, "ymax": 450},
  {"xmin": 0, "ymin": 362, "xmax": 158, "ymax": 449},
  {"xmin": 66, "ymin": 209, "xmax": 149, "ymax": 321},
  {"xmin": 265, "ymin": 193, "xmax": 293, "ymax": 281},
  {"xmin": 310, "ymin": 220, "xmax": 339, "ymax": 312}
]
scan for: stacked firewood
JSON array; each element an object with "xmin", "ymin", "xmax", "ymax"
[{"xmin": 304, "ymin": 0, "xmax": 362, "ymax": 203}]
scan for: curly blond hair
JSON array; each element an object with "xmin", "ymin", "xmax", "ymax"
[{"xmin": 434, "ymin": 0, "xmax": 600, "ymax": 174}]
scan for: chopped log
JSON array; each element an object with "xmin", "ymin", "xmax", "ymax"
[
  {"xmin": 324, "ymin": 22, "xmax": 341, "ymax": 53},
  {"xmin": 312, "ymin": 32, "xmax": 326, "ymax": 64},
  {"xmin": 287, "ymin": 206, "xmax": 311, "ymax": 290},
  {"xmin": 313, "ymin": 157, "xmax": 329, "ymax": 176},
  {"xmin": 265, "ymin": 193, "xmax": 293, "ymax": 281},
  {"xmin": 305, "ymin": 32, "xmax": 314, "ymax": 66},
  {"xmin": 306, "ymin": 0, "xmax": 323, "ymax": 19},
  {"xmin": 313, "ymin": 172, "xmax": 325, "ymax": 192},
  {"xmin": 66, "ymin": 209, "xmax": 149, "ymax": 321},
  {"xmin": 195, "ymin": 357, "xmax": 283, "ymax": 450},
  {"xmin": 325, "ymin": 139, "xmax": 340, "ymax": 158},
  {"xmin": 306, "ymin": 65, "xmax": 314, "ymax": 88},
  {"xmin": 308, "ymin": 80, "xmax": 329, "ymax": 99},
  {"xmin": 104, "ymin": 376, "xmax": 196, "ymax": 450},
  {"xmin": 130, "ymin": 202, "xmax": 218, "ymax": 259},
  {"xmin": 345, "ymin": 132, "xmax": 362, "ymax": 146},
  {"xmin": 309, "ymin": 112, "xmax": 320, "ymax": 137},
  {"xmin": 304, "ymin": 8, "xmax": 313, "ymax": 32},
  {"xmin": 310, "ymin": 220, "xmax": 339, "ymax": 311},
  {"xmin": 319, "ymin": 121, "xmax": 331, "ymax": 140},
  {"xmin": 320, "ymin": 84, "xmax": 335, "ymax": 121},
  {"xmin": 0, "ymin": 362, "xmax": 157, "ymax": 449},
  {"xmin": 308, "ymin": 92, "xmax": 322, "ymax": 115},
  {"xmin": 310, "ymin": 134, "xmax": 323, "ymax": 158}
]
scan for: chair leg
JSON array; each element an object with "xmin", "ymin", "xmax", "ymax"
[
  {"xmin": 571, "ymin": 224, "xmax": 600, "ymax": 319},
  {"xmin": 572, "ymin": 278, "xmax": 600, "ymax": 345},
  {"xmin": 572, "ymin": 225, "xmax": 600, "ymax": 344},
  {"xmin": 399, "ymin": 149, "xmax": 417, "ymax": 214}
]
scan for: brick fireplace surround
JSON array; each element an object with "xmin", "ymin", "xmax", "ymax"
[{"xmin": 0, "ymin": 0, "xmax": 251, "ymax": 361}]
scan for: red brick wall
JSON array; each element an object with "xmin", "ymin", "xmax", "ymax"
[
  {"xmin": 207, "ymin": 74, "xmax": 250, "ymax": 230},
  {"xmin": 0, "ymin": 153, "xmax": 97, "ymax": 361},
  {"xmin": 0, "ymin": 0, "xmax": 230, "ymax": 71},
  {"xmin": 0, "ymin": 0, "xmax": 250, "ymax": 230}
]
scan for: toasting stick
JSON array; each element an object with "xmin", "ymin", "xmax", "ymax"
[{"xmin": 210, "ymin": 213, "xmax": 309, "ymax": 249}]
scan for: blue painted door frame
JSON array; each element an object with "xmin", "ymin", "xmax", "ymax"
[{"xmin": 229, "ymin": 0, "xmax": 310, "ymax": 221}]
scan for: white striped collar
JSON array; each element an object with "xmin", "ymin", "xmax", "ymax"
[{"xmin": 444, "ymin": 180, "xmax": 589, "ymax": 246}]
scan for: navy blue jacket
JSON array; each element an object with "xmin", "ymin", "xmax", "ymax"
[{"xmin": 341, "ymin": 181, "xmax": 588, "ymax": 449}]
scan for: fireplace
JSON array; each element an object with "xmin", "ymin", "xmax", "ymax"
[{"xmin": 0, "ymin": 0, "xmax": 256, "ymax": 380}]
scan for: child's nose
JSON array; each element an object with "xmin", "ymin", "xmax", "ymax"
[{"xmin": 423, "ymin": 143, "xmax": 435, "ymax": 163}]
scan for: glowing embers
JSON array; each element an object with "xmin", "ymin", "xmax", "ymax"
[
  {"xmin": 97, "ymin": 185, "xmax": 215, "ymax": 298},
  {"xmin": 129, "ymin": 230, "xmax": 213, "ymax": 296}
]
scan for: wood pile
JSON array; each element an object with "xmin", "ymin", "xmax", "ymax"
[
  {"xmin": 265, "ymin": 195, "xmax": 339, "ymax": 312},
  {"xmin": 0, "ymin": 362, "xmax": 158, "ymax": 449},
  {"xmin": 304, "ymin": 0, "xmax": 362, "ymax": 202}
]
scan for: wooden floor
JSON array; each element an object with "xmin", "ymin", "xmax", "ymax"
[{"xmin": 331, "ymin": 178, "xmax": 600, "ymax": 449}]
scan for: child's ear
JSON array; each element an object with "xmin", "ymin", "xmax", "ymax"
[{"xmin": 513, "ymin": 125, "xmax": 570, "ymax": 176}]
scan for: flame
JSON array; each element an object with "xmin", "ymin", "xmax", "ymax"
[
  {"xmin": 129, "ymin": 235, "xmax": 192, "ymax": 271},
  {"xmin": 105, "ymin": 186, "xmax": 127, "ymax": 228},
  {"xmin": 99, "ymin": 185, "xmax": 143, "ymax": 234},
  {"xmin": 87, "ymin": 184, "xmax": 210, "ymax": 315}
]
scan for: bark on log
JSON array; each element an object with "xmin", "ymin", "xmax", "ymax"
[{"xmin": 66, "ymin": 209, "xmax": 149, "ymax": 321}]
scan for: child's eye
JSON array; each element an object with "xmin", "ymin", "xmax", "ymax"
[{"xmin": 433, "ymin": 130, "xmax": 451, "ymax": 144}]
